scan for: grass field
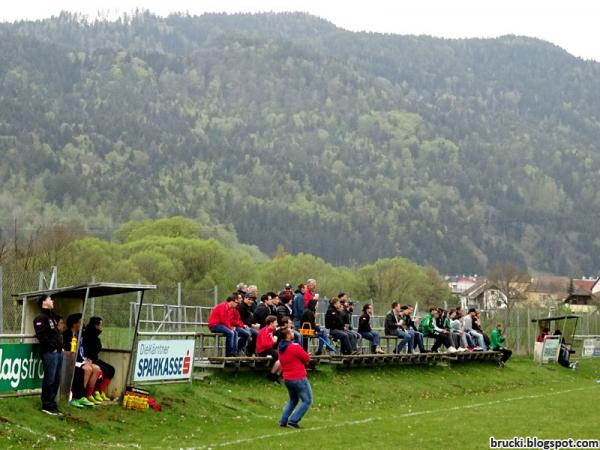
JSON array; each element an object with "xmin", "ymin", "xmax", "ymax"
[{"xmin": 0, "ymin": 357, "xmax": 599, "ymax": 449}]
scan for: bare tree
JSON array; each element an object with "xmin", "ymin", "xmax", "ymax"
[{"xmin": 487, "ymin": 262, "xmax": 530, "ymax": 325}]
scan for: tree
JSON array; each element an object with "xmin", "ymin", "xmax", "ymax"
[{"xmin": 487, "ymin": 263, "xmax": 531, "ymax": 324}]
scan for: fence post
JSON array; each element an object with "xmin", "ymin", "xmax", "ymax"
[
  {"xmin": 50, "ymin": 266, "xmax": 58, "ymax": 289},
  {"xmin": 177, "ymin": 282, "xmax": 182, "ymax": 332},
  {"xmin": 0, "ymin": 266, "xmax": 3, "ymax": 334},
  {"xmin": 516, "ymin": 308, "xmax": 520, "ymax": 354},
  {"xmin": 90, "ymin": 276, "xmax": 96, "ymax": 316},
  {"xmin": 213, "ymin": 285, "xmax": 218, "ymax": 306},
  {"xmin": 38, "ymin": 271, "xmax": 44, "ymax": 290},
  {"xmin": 527, "ymin": 308, "xmax": 531, "ymax": 356}
]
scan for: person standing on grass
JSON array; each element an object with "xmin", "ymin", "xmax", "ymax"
[
  {"xmin": 33, "ymin": 294, "xmax": 64, "ymax": 415},
  {"xmin": 490, "ymin": 323, "xmax": 512, "ymax": 368},
  {"xmin": 278, "ymin": 328, "xmax": 312, "ymax": 428}
]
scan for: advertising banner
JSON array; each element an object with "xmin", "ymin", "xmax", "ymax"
[
  {"xmin": 133, "ymin": 339, "xmax": 194, "ymax": 382},
  {"xmin": 0, "ymin": 343, "xmax": 44, "ymax": 392},
  {"xmin": 541, "ymin": 336, "xmax": 561, "ymax": 363},
  {"xmin": 582, "ymin": 339, "xmax": 600, "ymax": 357}
]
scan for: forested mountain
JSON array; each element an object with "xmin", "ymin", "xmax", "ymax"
[{"xmin": 1, "ymin": 11, "xmax": 600, "ymax": 275}]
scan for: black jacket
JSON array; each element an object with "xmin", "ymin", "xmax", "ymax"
[
  {"xmin": 403, "ymin": 314, "xmax": 418, "ymax": 332},
  {"xmin": 358, "ymin": 313, "xmax": 371, "ymax": 333},
  {"xmin": 339, "ymin": 309, "xmax": 353, "ymax": 329},
  {"xmin": 237, "ymin": 302, "xmax": 255, "ymax": 327},
  {"xmin": 300, "ymin": 309, "xmax": 320, "ymax": 332},
  {"xmin": 82, "ymin": 326, "xmax": 103, "ymax": 361},
  {"xmin": 253, "ymin": 302, "xmax": 271, "ymax": 328},
  {"xmin": 33, "ymin": 309, "xmax": 63, "ymax": 353},
  {"xmin": 384, "ymin": 311, "xmax": 405, "ymax": 336},
  {"xmin": 325, "ymin": 306, "xmax": 344, "ymax": 331},
  {"xmin": 276, "ymin": 304, "xmax": 293, "ymax": 326}
]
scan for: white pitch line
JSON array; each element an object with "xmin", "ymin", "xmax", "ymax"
[{"xmin": 187, "ymin": 386, "xmax": 596, "ymax": 450}]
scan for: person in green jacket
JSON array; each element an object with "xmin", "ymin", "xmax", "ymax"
[
  {"xmin": 490, "ymin": 323, "xmax": 512, "ymax": 367},
  {"xmin": 420, "ymin": 307, "xmax": 454, "ymax": 352}
]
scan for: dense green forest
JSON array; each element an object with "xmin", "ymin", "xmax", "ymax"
[{"xmin": 1, "ymin": 11, "xmax": 600, "ymax": 275}]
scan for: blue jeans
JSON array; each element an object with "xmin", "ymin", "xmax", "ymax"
[
  {"xmin": 330, "ymin": 329, "xmax": 352, "ymax": 354},
  {"xmin": 408, "ymin": 330, "xmax": 426, "ymax": 352},
  {"xmin": 293, "ymin": 330, "xmax": 303, "ymax": 347},
  {"xmin": 235, "ymin": 327, "xmax": 251, "ymax": 353},
  {"xmin": 359, "ymin": 331, "xmax": 380, "ymax": 352},
  {"xmin": 210, "ymin": 325, "xmax": 237, "ymax": 356},
  {"xmin": 391, "ymin": 330, "xmax": 413, "ymax": 353},
  {"xmin": 469, "ymin": 330, "xmax": 487, "ymax": 350},
  {"xmin": 280, "ymin": 377, "xmax": 313, "ymax": 425},
  {"xmin": 41, "ymin": 351, "xmax": 63, "ymax": 410},
  {"xmin": 317, "ymin": 328, "xmax": 330, "ymax": 351}
]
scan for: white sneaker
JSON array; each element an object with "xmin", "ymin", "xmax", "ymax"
[
  {"xmin": 457, "ymin": 347, "xmax": 466, "ymax": 352},
  {"xmin": 447, "ymin": 346, "xmax": 457, "ymax": 353}
]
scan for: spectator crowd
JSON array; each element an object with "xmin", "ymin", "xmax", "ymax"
[{"xmin": 207, "ymin": 279, "xmax": 513, "ymax": 384}]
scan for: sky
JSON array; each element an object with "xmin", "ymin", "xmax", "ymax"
[{"xmin": 2, "ymin": 0, "xmax": 600, "ymax": 61}]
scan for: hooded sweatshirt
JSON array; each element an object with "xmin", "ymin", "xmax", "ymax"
[
  {"xmin": 278, "ymin": 340, "xmax": 310, "ymax": 381},
  {"xmin": 82, "ymin": 325, "xmax": 103, "ymax": 361}
]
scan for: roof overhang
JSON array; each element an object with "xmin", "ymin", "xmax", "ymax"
[
  {"xmin": 531, "ymin": 314, "xmax": 580, "ymax": 323},
  {"xmin": 14, "ymin": 282, "xmax": 156, "ymax": 302}
]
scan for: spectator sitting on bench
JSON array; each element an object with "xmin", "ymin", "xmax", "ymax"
[
  {"xmin": 358, "ymin": 304, "xmax": 384, "ymax": 354},
  {"xmin": 256, "ymin": 315, "xmax": 282, "ymax": 382},
  {"xmin": 62, "ymin": 313, "xmax": 99, "ymax": 408},
  {"xmin": 439, "ymin": 309, "xmax": 463, "ymax": 351},
  {"xmin": 238, "ymin": 293, "xmax": 260, "ymax": 355},
  {"xmin": 463, "ymin": 309, "xmax": 486, "ymax": 351},
  {"xmin": 301, "ymin": 299, "xmax": 331, "ymax": 355},
  {"xmin": 384, "ymin": 302, "xmax": 413, "ymax": 354},
  {"xmin": 473, "ymin": 310, "xmax": 491, "ymax": 348},
  {"xmin": 208, "ymin": 296, "xmax": 239, "ymax": 357},
  {"xmin": 554, "ymin": 330, "xmax": 578, "ymax": 370},
  {"xmin": 229, "ymin": 293, "xmax": 251, "ymax": 356},
  {"xmin": 402, "ymin": 305, "xmax": 428, "ymax": 353},
  {"xmin": 325, "ymin": 297, "xmax": 358, "ymax": 355},
  {"xmin": 490, "ymin": 322, "xmax": 512, "ymax": 368},
  {"xmin": 449, "ymin": 309, "xmax": 475, "ymax": 351},
  {"xmin": 254, "ymin": 293, "xmax": 277, "ymax": 328},
  {"xmin": 81, "ymin": 316, "xmax": 114, "ymax": 402},
  {"xmin": 536, "ymin": 327, "xmax": 551, "ymax": 343},
  {"xmin": 276, "ymin": 291, "xmax": 303, "ymax": 346},
  {"xmin": 339, "ymin": 294, "xmax": 361, "ymax": 347},
  {"xmin": 420, "ymin": 307, "xmax": 456, "ymax": 353}
]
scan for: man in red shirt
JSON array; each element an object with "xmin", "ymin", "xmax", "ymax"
[
  {"xmin": 303, "ymin": 279, "xmax": 318, "ymax": 308},
  {"xmin": 256, "ymin": 316, "xmax": 281, "ymax": 382},
  {"xmin": 208, "ymin": 296, "xmax": 238, "ymax": 357},
  {"xmin": 228, "ymin": 293, "xmax": 251, "ymax": 355},
  {"xmin": 278, "ymin": 328, "xmax": 312, "ymax": 428}
]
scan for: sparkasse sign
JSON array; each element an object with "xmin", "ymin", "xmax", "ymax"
[
  {"xmin": 0, "ymin": 343, "xmax": 44, "ymax": 392},
  {"xmin": 133, "ymin": 339, "xmax": 194, "ymax": 382}
]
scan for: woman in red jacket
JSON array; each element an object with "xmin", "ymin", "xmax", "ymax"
[{"xmin": 278, "ymin": 328, "xmax": 312, "ymax": 428}]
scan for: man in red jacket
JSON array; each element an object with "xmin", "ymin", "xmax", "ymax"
[
  {"xmin": 303, "ymin": 279, "xmax": 318, "ymax": 308},
  {"xmin": 278, "ymin": 328, "xmax": 312, "ymax": 428},
  {"xmin": 208, "ymin": 296, "xmax": 238, "ymax": 357},
  {"xmin": 228, "ymin": 294, "xmax": 251, "ymax": 355},
  {"xmin": 256, "ymin": 316, "xmax": 281, "ymax": 382}
]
